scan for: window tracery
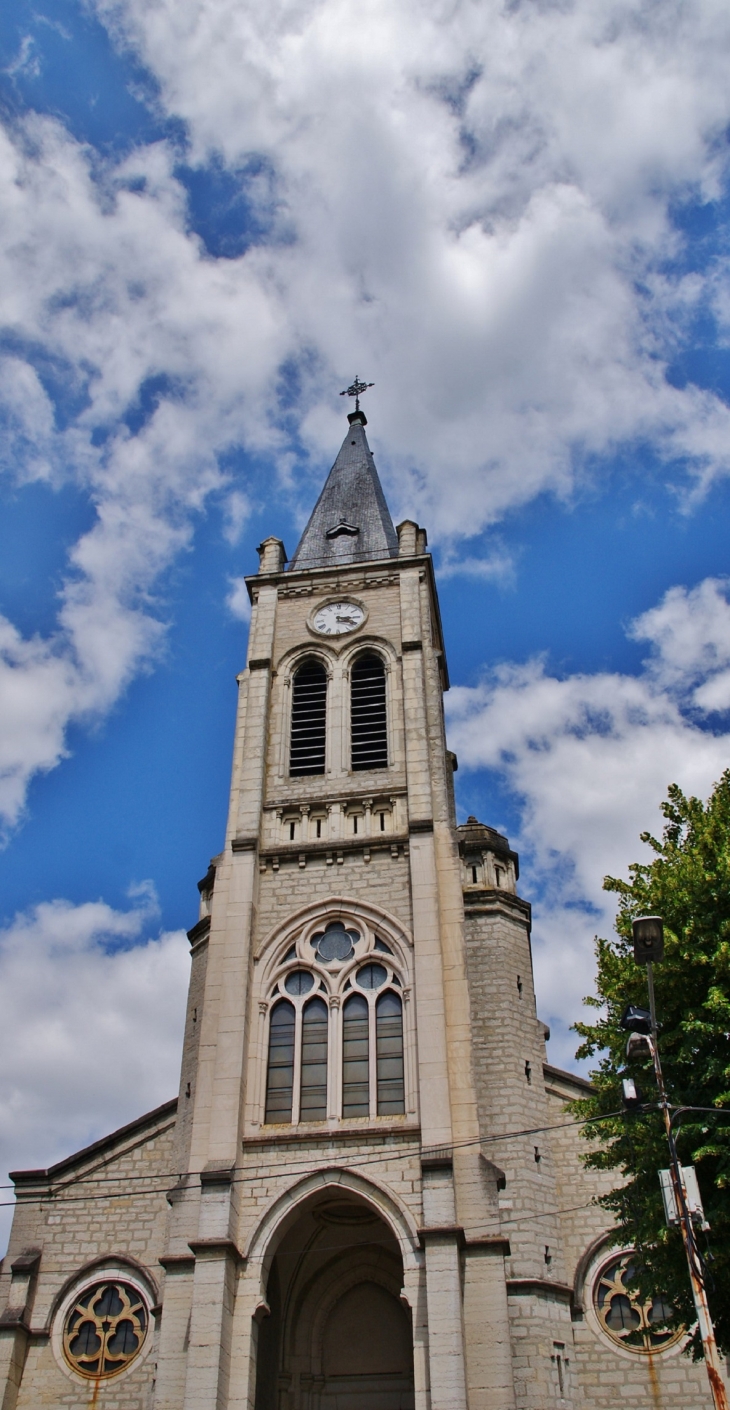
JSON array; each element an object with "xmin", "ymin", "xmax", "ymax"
[
  {"xmin": 60, "ymin": 1278, "xmax": 149, "ymax": 1381},
  {"xmin": 260, "ymin": 910, "xmax": 411, "ymax": 1126},
  {"xmin": 591, "ymin": 1250, "xmax": 683, "ymax": 1353}
]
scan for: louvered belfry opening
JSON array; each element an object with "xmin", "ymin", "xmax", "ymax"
[
  {"xmin": 351, "ymin": 653, "xmax": 387, "ymax": 771},
  {"xmin": 290, "ymin": 658, "xmax": 327, "ymax": 776}
]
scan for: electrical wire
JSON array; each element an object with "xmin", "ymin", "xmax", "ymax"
[{"xmin": 0, "ymin": 1111, "xmax": 624, "ymax": 1206}]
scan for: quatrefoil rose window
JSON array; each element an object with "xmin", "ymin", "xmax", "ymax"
[
  {"xmin": 62, "ymin": 1280, "xmax": 148, "ymax": 1379},
  {"xmin": 593, "ymin": 1252, "xmax": 683, "ymax": 1353}
]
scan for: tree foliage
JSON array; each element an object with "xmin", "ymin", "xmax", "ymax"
[{"xmin": 571, "ymin": 772, "xmax": 730, "ymax": 1358}]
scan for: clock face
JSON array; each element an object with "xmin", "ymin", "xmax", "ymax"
[{"xmin": 312, "ymin": 601, "xmax": 365, "ymax": 636}]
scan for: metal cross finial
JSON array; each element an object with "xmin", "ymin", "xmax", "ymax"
[{"xmin": 340, "ymin": 376, "xmax": 374, "ymax": 413}]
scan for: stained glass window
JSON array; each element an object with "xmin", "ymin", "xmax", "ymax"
[
  {"xmin": 300, "ymin": 997, "xmax": 328, "ymax": 1120},
  {"xmin": 265, "ymin": 1000, "xmax": 295, "ymax": 1123},
  {"xmin": 376, "ymin": 991, "xmax": 405, "ymax": 1115},
  {"xmin": 342, "ymin": 993, "xmax": 370, "ymax": 1117},
  {"xmin": 593, "ymin": 1252, "xmax": 683, "ymax": 1352},
  {"xmin": 63, "ymin": 1281, "xmax": 147, "ymax": 1379}
]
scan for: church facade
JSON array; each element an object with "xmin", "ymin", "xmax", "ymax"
[{"xmin": 0, "ymin": 407, "xmax": 721, "ymax": 1410}]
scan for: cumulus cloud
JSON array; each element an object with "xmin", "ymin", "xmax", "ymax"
[
  {"xmin": 93, "ymin": 0, "xmax": 730, "ymax": 518},
  {"xmin": 0, "ymin": 890, "xmax": 188, "ymax": 1253},
  {"xmin": 2, "ymin": 0, "xmax": 730, "ymax": 823},
  {"xmin": 447, "ymin": 575, "xmax": 730, "ymax": 1068},
  {"xmin": 0, "ymin": 116, "xmax": 287, "ymax": 829},
  {"xmin": 226, "ymin": 575, "xmax": 252, "ymax": 622}
]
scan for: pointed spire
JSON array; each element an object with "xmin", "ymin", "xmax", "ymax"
[{"xmin": 290, "ymin": 411, "xmax": 398, "ymax": 571}]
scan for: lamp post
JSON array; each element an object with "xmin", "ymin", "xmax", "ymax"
[{"xmin": 625, "ymin": 916, "xmax": 728, "ymax": 1410}]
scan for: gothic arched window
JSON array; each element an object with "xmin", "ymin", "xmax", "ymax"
[
  {"xmin": 290, "ymin": 659, "xmax": 327, "ymax": 776},
  {"xmin": 342, "ymin": 994, "xmax": 369, "ymax": 1117},
  {"xmin": 260, "ymin": 918, "xmax": 410, "ymax": 1126},
  {"xmin": 351, "ymin": 653, "xmax": 387, "ymax": 771},
  {"xmin": 300, "ymin": 996, "xmax": 329, "ymax": 1120},
  {"xmin": 264, "ymin": 1000, "xmax": 296, "ymax": 1123},
  {"xmin": 376, "ymin": 991, "xmax": 405, "ymax": 1114}
]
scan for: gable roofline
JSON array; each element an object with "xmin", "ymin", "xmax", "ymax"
[
  {"xmin": 10, "ymin": 1098, "xmax": 178, "ymax": 1187},
  {"xmin": 543, "ymin": 1062, "xmax": 594, "ymax": 1096}
]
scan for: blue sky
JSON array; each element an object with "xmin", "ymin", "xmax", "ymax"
[{"xmin": 1, "ymin": 0, "xmax": 730, "ymax": 1247}]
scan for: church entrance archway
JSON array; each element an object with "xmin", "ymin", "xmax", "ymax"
[{"xmin": 254, "ymin": 1190, "xmax": 415, "ymax": 1410}]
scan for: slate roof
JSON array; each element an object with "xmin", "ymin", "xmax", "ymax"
[{"xmin": 290, "ymin": 413, "xmax": 399, "ymax": 571}]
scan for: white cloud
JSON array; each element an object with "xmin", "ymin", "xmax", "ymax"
[
  {"xmin": 92, "ymin": 0, "xmax": 730, "ymax": 520},
  {"xmin": 2, "ymin": 0, "xmax": 730, "ymax": 824},
  {"xmin": 226, "ymin": 575, "xmax": 252, "ymax": 622},
  {"xmin": 447, "ymin": 575, "xmax": 730, "ymax": 1069},
  {"xmin": 222, "ymin": 490, "xmax": 253, "ymax": 546},
  {"xmin": 630, "ymin": 577, "xmax": 730, "ymax": 693},
  {"xmin": 0, "ymin": 891, "xmax": 188, "ymax": 1254}
]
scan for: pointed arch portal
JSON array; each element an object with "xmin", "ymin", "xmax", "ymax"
[{"xmin": 254, "ymin": 1189, "xmax": 415, "ymax": 1410}]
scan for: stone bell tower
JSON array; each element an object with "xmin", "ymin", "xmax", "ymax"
[
  {"xmin": 148, "ymin": 388, "xmax": 560, "ymax": 1410},
  {"xmin": 3, "ymin": 392, "xmax": 718, "ymax": 1410}
]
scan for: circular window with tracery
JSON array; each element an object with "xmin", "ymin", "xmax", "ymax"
[
  {"xmin": 593, "ymin": 1252, "xmax": 683, "ymax": 1354},
  {"xmin": 62, "ymin": 1280, "xmax": 149, "ymax": 1379}
]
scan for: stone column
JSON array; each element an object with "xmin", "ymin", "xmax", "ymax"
[
  {"xmin": 173, "ymin": 575, "xmax": 277, "ymax": 1410},
  {"xmin": 462, "ymin": 1242, "xmax": 517, "ymax": 1410},
  {"xmin": 420, "ymin": 1160, "xmax": 468, "ymax": 1410}
]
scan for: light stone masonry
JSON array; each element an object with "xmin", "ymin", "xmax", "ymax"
[{"xmin": 2, "ymin": 410, "xmax": 725, "ymax": 1410}]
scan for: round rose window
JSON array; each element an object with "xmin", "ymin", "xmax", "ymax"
[
  {"xmin": 593, "ymin": 1252, "xmax": 683, "ymax": 1353},
  {"xmin": 62, "ymin": 1280, "xmax": 148, "ymax": 1379}
]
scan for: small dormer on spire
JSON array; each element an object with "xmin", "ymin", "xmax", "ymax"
[{"xmin": 290, "ymin": 380, "xmax": 398, "ymax": 572}]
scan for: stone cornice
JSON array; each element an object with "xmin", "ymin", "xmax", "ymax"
[
  {"xmin": 463, "ymin": 890, "xmax": 532, "ymax": 925},
  {"xmin": 258, "ymin": 833, "xmax": 409, "ymax": 863},
  {"xmin": 242, "ymin": 1122, "xmax": 420, "ymax": 1151},
  {"xmin": 187, "ymin": 915, "xmax": 211, "ymax": 948}
]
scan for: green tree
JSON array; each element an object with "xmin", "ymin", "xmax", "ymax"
[{"xmin": 571, "ymin": 772, "xmax": 730, "ymax": 1358}]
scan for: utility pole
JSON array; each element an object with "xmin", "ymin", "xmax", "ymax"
[{"xmin": 626, "ymin": 917, "xmax": 728, "ymax": 1410}]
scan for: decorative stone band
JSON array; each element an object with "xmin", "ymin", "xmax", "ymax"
[
  {"xmin": 258, "ymin": 832, "xmax": 408, "ymax": 862},
  {"xmin": 241, "ymin": 1122, "xmax": 420, "ymax": 1150}
]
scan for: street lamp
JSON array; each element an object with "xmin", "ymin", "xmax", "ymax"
[{"xmin": 622, "ymin": 915, "xmax": 727, "ymax": 1410}]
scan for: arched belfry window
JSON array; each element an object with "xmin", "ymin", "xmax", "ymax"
[
  {"xmin": 264, "ymin": 1001, "xmax": 296, "ymax": 1123},
  {"xmin": 290, "ymin": 659, "xmax": 327, "ymax": 776},
  {"xmin": 351, "ymin": 653, "xmax": 387, "ymax": 771}
]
